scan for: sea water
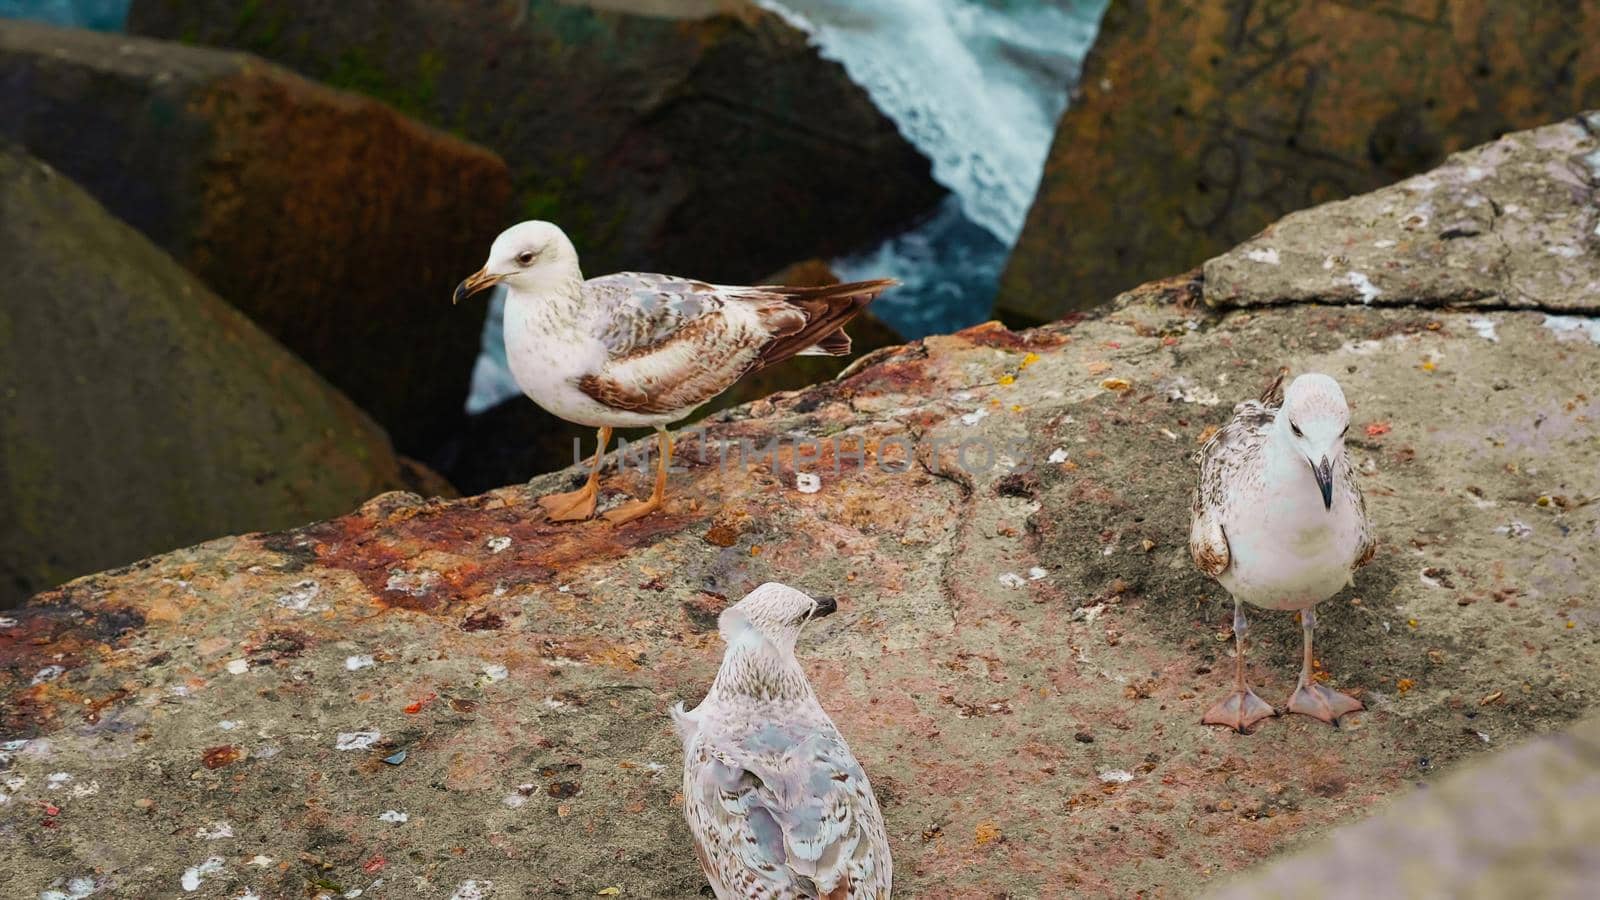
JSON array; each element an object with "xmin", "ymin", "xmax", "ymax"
[
  {"xmin": 0, "ymin": 0, "xmax": 124, "ymax": 30},
  {"xmin": 760, "ymin": 0, "xmax": 1107, "ymax": 339}
]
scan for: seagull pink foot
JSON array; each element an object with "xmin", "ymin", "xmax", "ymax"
[
  {"xmin": 1287, "ymin": 683, "xmax": 1363, "ymax": 725},
  {"xmin": 1203, "ymin": 689, "xmax": 1277, "ymax": 733}
]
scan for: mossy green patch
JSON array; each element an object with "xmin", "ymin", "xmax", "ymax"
[
  {"xmin": 324, "ymin": 45, "xmax": 441, "ymax": 121},
  {"xmin": 513, "ymin": 156, "xmax": 623, "ymax": 267},
  {"xmin": 523, "ymin": 0, "xmax": 612, "ymax": 55}
]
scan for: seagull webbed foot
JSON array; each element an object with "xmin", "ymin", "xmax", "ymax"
[
  {"xmin": 1202, "ymin": 689, "xmax": 1277, "ymax": 733},
  {"xmin": 602, "ymin": 495, "xmax": 663, "ymax": 525},
  {"xmin": 539, "ymin": 483, "xmax": 599, "ymax": 522},
  {"xmin": 1287, "ymin": 683, "xmax": 1363, "ymax": 726}
]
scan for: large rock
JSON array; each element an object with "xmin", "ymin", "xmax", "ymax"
[
  {"xmin": 1207, "ymin": 112, "xmax": 1600, "ymax": 312},
  {"xmin": 0, "ymin": 146, "xmax": 425, "ymax": 610},
  {"xmin": 3, "ymin": 119, "xmax": 1597, "ymax": 896},
  {"xmin": 999, "ymin": 0, "xmax": 1600, "ymax": 324},
  {"xmin": 0, "ymin": 20, "xmax": 512, "ymax": 454},
  {"xmin": 127, "ymin": 0, "xmax": 945, "ymax": 281}
]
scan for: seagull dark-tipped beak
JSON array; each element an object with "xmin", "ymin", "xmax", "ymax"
[
  {"xmin": 1312, "ymin": 456, "xmax": 1335, "ymax": 510},
  {"xmin": 452, "ymin": 268, "xmax": 501, "ymax": 305},
  {"xmin": 811, "ymin": 596, "xmax": 839, "ymax": 619}
]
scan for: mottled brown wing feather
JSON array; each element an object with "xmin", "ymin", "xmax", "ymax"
[
  {"xmin": 751, "ymin": 279, "xmax": 894, "ymax": 371},
  {"xmin": 822, "ymin": 880, "xmax": 850, "ymax": 900},
  {"xmin": 1189, "ymin": 504, "xmax": 1231, "ymax": 577},
  {"xmin": 1259, "ymin": 367, "xmax": 1288, "ymax": 405},
  {"xmin": 576, "ymin": 373, "xmax": 648, "ymax": 411},
  {"xmin": 577, "ymin": 314, "xmax": 778, "ymax": 415},
  {"xmin": 1191, "ymin": 386, "xmax": 1279, "ymax": 578},
  {"xmin": 811, "ymin": 327, "xmax": 853, "ymax": 356},
  {"xmin": 1346, "ymin": 455, "xmax": 1378, "ymax": 569},
  {"xmin": 577, "ymin": 280, "xmax": 891, "ymax": 416},
  {"xmin": 1355, "ymin": 535, "xmax": 1377, "ymax": 569}
]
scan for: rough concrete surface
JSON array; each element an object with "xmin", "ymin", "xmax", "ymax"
[
  {"xmin": 1207, "ymin": 114, "xmax": 1600, "ymax": 313},
  {"xmin": 2, "ymin": 126, "xmax": 1599, "ymax": 898},
  {"xmin": 1209, "ymin": 715, "xmax": 1600, "ymax": 900}
]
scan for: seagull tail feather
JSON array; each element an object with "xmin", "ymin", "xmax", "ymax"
[{"xmin": 754, "ymin": 279, "xmax": 897, "ymax": 370}]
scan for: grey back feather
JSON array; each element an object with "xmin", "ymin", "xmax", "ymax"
[
  {"xmin": 585, "ymin": 272, "xmax": 731, "ymax": 358},
  {"xmin": 684, "ymin": 707, "xmax": 890, "ymax": 898}
]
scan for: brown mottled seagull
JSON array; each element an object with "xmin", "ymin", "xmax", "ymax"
[
  {"xmin": 1190, "ymin": 371, "xmax": 1376, "ymax": 732},
  {"xmin": 454, "ymin": 221, "xmax": 894, "ymax": 524},
  {"xmin": 673, "ymin": 583, "xmax": 892, "ymax": 899}
]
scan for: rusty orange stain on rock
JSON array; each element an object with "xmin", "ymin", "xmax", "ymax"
[{"xmin": 201, "ymin": 745, "xmax": 244, "ymax": 768}]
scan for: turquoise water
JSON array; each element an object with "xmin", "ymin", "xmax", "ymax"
[
  {"xmin": 761, "ymin": 0, "xmax": 1108, "ymax": 339},
  {"xmin": 0, "ymin": 0, "xmax": 123, "ymax": 29}
]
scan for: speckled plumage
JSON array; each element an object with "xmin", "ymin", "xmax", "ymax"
[
  {"xmin": 1190, "ymin": 372, "xmax": 1375, "ymax": 607},
  {"xmin": 475, "ymin": 223, "xmax": 892, "ymax": 429},
  {"xmin": 673, "ymin": 584, "xmax": 891, "ymax": 899},
  {"xmin": 1189, "ymin": 371, "xmax": 1377, "ymax": 730}
]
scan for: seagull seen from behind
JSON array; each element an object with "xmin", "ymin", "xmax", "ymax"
[{"xmin": 673, "ymin": 582, "xmax": 892, "ymax": 898}]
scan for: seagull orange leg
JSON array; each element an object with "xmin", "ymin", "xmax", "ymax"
[
  {"xmin": 1203, "ymin": 599, "xmax": 1277, "ymax": 733},
  {"xmin": 604, "ymin": 426, "xmax": 671, "ymax": 525},
  {"xmin": 539, "ymin": 426, "xmax": 611, "ymax": 522},
  {"xmin": 1287, "ymin": 607, "xmax": 1363, "ymax": 725}
]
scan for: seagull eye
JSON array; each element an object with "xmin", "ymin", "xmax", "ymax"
[
  {"xmin": 516, "ymin": 250, "xmax": 536, "ymax": 266},
  {"xmin": 1290, "ymin": 422, "xmax": 1304, "ymax": 438}
]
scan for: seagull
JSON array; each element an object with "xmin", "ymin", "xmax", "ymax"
[
  {"xmin": 454, "ymin": 221, "xmax": 894, "ymax": 524},
  {"xmin": 672, "ymin": 583, "xmax": 892, "ymax": 899},
  {"xmin": 1189, "ymin": 371, "xmax": 1376, "ymax": 732}
]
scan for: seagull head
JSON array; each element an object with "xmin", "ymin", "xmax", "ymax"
[
  {"xmin": 1279, "ymin": 373, "xmax": 1351, "ymax": 510},
  {"xmin": 453, "ymin": 220, "xmax": 579, "ymax": 304},
  {"xmin": 718, "ymin": 582, "xmax": 837, "ymax": 655}
]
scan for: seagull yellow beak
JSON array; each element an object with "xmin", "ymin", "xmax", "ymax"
[{"xmin": 452, "ymin": 268, "xmax": 503, "ymax": 305}]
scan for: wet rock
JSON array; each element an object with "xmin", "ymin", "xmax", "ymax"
[
  {"xmin": 0, "ymin": 20, "xmax": 512, "ymax": 453},
  {"xmin": 127, "ymin": 0, "xmax": 944, "ymax": 280},
  {"xmin": 2, "ymin": 120, "xmax": 1598, "ymax": 896},
  {"xmin": 0, "ymin": 147, "xmax": 420, "ymax": 608},
  {"xmin": 999, "ymin": 0, "xmax": 1600, "ymax": 324}
]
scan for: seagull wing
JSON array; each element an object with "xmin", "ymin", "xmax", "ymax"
[
  {"xmin": 577, "ymin": 273, "xmax": 892, "ymax": 416},
  {"xmin": 1190, "ymin": 394, "xmax": 1278, "ymax": 577},
  {"xmin": 688, "ymin": 719, "xmax": 889, "ymax": 899},
  {"xmin": 1344, "ymin": 454, "xmax": 1378, "ymax": 569}
]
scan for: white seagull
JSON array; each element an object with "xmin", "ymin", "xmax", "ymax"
[
  {"xmin": 1189, "ymin": 371, "xmax": 1376, "ymax": 732},
  {"xmin": 454, "ymin": 221, "xmax": 894, "ymax": 524},
  {"xmin": 672, "ymin": 583, "xmax": 892, "ymax": 899}
]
